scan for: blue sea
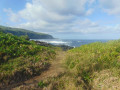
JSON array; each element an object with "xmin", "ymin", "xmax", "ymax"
[{"xmin": 32, "ymin": 39, "xmax": 112, "ymax": 47}]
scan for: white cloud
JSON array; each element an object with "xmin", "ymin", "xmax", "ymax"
[
  {"xmin": 4, "ymin": 0, "xmax": 96, "ymax": 33},
  {"xmin": 18, "ymin": 18, "xmax": 120, "ymax": 35},
  {"xmin": 4, "ymin": 0, "xmax": 120, "ymax": 37},
  {"xmin": 39, "ymin": 0, "xmax": 95, "ymax": 16},
  {"xmin": 4, "ymin": 8, "xmax": 21, "ymax": 22},
  {"xmin": 99, "ymin": 0, "xmax": 120, "ymax": 15}
]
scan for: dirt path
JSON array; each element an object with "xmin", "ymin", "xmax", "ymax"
[{"xmin": 11, "ymin": 51, "xmax": 66, "ymax": 90}]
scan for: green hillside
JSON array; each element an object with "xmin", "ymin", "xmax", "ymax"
[
  {"xmin": 0, "ymin": 32, "xmax": 56, "ymax": 87},
  {"xmin": 0, "ymin": 25, "xmax": 54, "ymax": 39}
]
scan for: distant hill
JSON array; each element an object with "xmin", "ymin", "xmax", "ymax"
[{"xmin": 0, "ymin": 25, "xmax": 54, "ymax": 39}]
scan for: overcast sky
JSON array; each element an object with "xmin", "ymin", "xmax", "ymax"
[{"xmin": 0, "ymin": 0, "xmax": 120, "ymax": 39}]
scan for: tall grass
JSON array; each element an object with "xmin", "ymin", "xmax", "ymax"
[{"xmin": 65, "ymin": 40, "xmax": 120, "ymax": 89}]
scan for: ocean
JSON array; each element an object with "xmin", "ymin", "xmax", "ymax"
[{"xmin": 32, "ymin": 39, "xmax": 111, "ymax": 47}]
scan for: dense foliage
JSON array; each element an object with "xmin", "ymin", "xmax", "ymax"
[
  {"xmin": 0, "ymin": 32, "xmax": 55, "ymax": 87},
  {"xmin": 65, "ymin": 40, "xmax": 120, "ymax": 89},
  {"xmin": 0, "ymin": 25, "xmax": 53, "ymax": 39}
]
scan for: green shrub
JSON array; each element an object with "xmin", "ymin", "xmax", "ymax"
[
  {"xmin": 38, "ymin": 81, "xmax": 47, "ymax": 88},
  {"xmin": 0, "ymin": 32, "xmax": 56, "ymax": 86}
]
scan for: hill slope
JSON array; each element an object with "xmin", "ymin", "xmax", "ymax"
[
  {"xmin": 0, "ymin": 25, "xmax": 54, "ymax": 39},
  {"xmin": 0, "ymin": 32, "xmax": 56, "ymax": 88}
]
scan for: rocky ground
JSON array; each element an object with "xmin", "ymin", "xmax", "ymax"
[{"xmin": 35, "ymin": 41, "xmax": 73, "ymax": 51}]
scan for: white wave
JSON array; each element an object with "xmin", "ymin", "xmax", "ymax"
[
  {"xmin": 31, "ymin": 39, "xmax": 71, "ymax": 46},
  {"xmin": 36, "ymin": 39, "xmax": 68, "ymax": 45},
  {"xmin": 48, "ymin": 41, "xmax": 67, "ymax": 44}
]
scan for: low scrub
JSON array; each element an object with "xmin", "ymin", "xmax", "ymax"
[
  {"xmin": 65, "ymin": 40, "xmax": 120, "ymax": 89},
  {"xmin": 0, "ymin": 32, "xmax": 56, "ymax": 87},
  {"xmin": 14, "ymin": 40, "xmax": 120, "ymax": 90},
  {"xmin": 32, "ymin": 40, "xmax": 120, "ymax": 90}
]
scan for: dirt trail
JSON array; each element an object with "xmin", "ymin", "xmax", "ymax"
[{"xmin": 11, "ymin": 51, "xmax": 66, "ymax": 90}]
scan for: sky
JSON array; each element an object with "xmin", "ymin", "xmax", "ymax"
[{"xmin": 0, "ymin": 0, "xmax": 120, "ymax": 39}]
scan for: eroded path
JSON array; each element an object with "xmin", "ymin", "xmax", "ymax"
[{"xmin": 11, "ymin": 50, "xmax": 66, "ymax": 90}]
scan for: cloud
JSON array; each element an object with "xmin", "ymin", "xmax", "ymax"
[
  {"xmin": 99, "ymin": 0, "xmax": 120, "ymax": 15},
  {"xmin": 6, "ymin": 0, "xmax": 95, "ymax": 22},
  {"xmin": 4, "ymin": 0, "xmax": 120, "ymax": 37},
  {"xmin": 4, "ymin": 8, "xmax": 21, "ymax": 22},
  {"xmin": 32, "ymin": 0, "xmax": 95, "ymax": 16},
  {"xmin": 4, "ymin": 0, "xmax": 97, "ymax": 34},
  {"xmin": 18, "ymin": 18, "xmax": 120, "ymax": 35}
]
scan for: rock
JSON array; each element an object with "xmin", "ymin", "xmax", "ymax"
[{"xmin": 35, "ymin": 41, "xmax": 74, "ymax": 51}]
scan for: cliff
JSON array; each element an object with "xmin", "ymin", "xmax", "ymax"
[{"xmin": 0, "ymin": 25, "xmax": 54, "ymax": 39}]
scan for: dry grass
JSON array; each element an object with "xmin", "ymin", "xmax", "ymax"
[{"xmin": 92, "ymin": 70, "xmax": 120, "ymax": 90}]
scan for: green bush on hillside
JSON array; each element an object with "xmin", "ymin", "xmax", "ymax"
[
  {"xmin": 0, "ymin": 32, "xmax": 55, "ymax": 63},
  {"xmin": 0, "ymin": 32, "xmax": 56, "ymax": 86}
]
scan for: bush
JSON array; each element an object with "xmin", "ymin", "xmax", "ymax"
[{"xmin": 0, "ymin": 32, "xmax": 56, "ymax": 87}]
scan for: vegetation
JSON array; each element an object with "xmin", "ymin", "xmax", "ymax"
[
  {"xmin": 0, "ymin": 25, "xmax": 53, "ymax": 39},
  {"xmin": 39, "ymin": 40, "xmax": 120, "ymax": 90},
  {"xmin": 0, "ymin": 32, "xmax": 56, "ymax": 87},
  {"xmin": 1, "ymin": 31, "xmax": 120, "ymax": 89},
  {"xmin": 38, "ymin": 81, "xmax": 48, "ymax": 88},
  {"xmin": 63, "ymin": 40, "xmax": 120, "ymax": 89}
]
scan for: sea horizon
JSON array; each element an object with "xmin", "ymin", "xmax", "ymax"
[{"xmin": 31, "ymin": 38, "xmax": 116, "ymax": 47}]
